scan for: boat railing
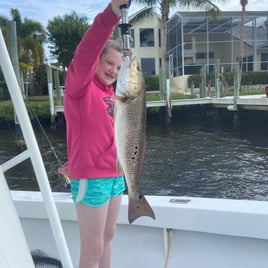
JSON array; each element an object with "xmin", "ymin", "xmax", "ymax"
[{"xmin": 0, "ymin": 27, "xmax": 73, "ymax": 268}]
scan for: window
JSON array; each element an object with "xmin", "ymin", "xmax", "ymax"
[
  {"xmin": 243, "ymin": 55, "xmax": 253, "ymax": 72},
  {"xmin": 261, "ymin": 53, "xmax": 268, "ymax": 70},
  {"xmin": 139, "ymin": 28, "xmax": 154, "ymax": 47},
  {"xmin": 141, "ymin": 58, "xmax": 155, "ymax": 75},
  {"xmin": 196, "ymin": 52, "xmax": 214, "ymax": 59},
  {"xmin": 184, "ymin": 42, "xmax": 192, "ymax": 50}
]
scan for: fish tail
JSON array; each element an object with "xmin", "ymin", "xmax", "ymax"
[{"xmin": 128, "ymin": 193, "xmax": 155, "ymax": 224}]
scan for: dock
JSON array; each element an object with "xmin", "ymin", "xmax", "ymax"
[{"xmin": 54, "ymin": 94, "xmax": 268, "ymax": 116}]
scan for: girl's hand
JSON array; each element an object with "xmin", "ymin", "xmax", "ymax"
[{"xmin": 110, "ymin": 0, "xmax": 129, "ymax": 17}]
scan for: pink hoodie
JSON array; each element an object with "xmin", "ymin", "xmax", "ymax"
[{"xmin": 64, "ymin": 5, "xmax": 121, "ymax": 179}]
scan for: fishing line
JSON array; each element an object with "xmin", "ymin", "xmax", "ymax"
[
  {"xmin": 26, "ymin": 101, "xmax": 61, "ymax": 163},
  {"xmin": 25, "ymin": 98, "xmax": 70, "ymax": 189}
]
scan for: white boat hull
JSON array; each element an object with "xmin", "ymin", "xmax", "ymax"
[{"xmin": 11, "ymin": 191, "xmax": 268, "ymax": 268}]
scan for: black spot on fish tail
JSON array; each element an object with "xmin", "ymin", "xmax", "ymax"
[{"xmin": 128, "ymin": 193, "xmax": 155, "ymax": 224}]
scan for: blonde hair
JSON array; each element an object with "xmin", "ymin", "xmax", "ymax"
[{"xmin": 100, "ymin": 39, "xmax": 122, "ymax": 58}]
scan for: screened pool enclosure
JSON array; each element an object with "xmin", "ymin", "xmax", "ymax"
[{"xmin": 167, "ymin": 11, "xmax": 268, "ymax": 76}]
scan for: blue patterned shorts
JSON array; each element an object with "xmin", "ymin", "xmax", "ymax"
[{"xmin": 70, "ymin": 176, "xmax": 125, "ymax": 207}]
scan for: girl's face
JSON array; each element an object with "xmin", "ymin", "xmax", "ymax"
[{"xmin": 96, "ymin": 48, "xmax": 123, "ymax": 86}]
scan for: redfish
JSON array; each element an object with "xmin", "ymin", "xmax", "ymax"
[{"xmin": 114, "ymin": 55, "xmax": 155, "ymax": 223}]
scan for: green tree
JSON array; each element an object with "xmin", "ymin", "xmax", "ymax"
[
  {"xmin": 0, "ymin": 15, "xmax": 8, "ymax": 38},
  {"xmin": 46, "ymin": 11, "xmax": 89, "ymax": 68},
  {"xmin": 131, "ymin": 0, "xmax": 224, "ymax": 96},
  {"xmin": 0, "ymin": 9, "xmax": 46, "ymax": 96},
  {"xmin": 9, "ymin": 9, "xmax": 46, "ymax": 69}
]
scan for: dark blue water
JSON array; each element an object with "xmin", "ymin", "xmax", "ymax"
[{"xmin": 1, "ymin": 108, "xmax": 268, "ymax": 201}]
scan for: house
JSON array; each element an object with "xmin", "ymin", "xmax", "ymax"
[
  {"xmin": 129, "ymin": 8, "xmax": 164, "ymax": 76},
  {"xmin": 128, "ymin": 10, "xmax": 268, "ymax": 92}
]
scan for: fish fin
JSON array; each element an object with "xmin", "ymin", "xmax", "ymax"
[
  {"xmin": 58, "ymin": 161, "xmax": 69, "ymax": 176},
  {"xmin": 116, "ymin": 160, "xmax": 124, "ymax": 174},
  {"xmin": 128, "ymin": 193, "xmax": 155, "ymax": 224},
  {"xmin": 112, "ymin": 94, "xmax": 128, "ymax": 102}
]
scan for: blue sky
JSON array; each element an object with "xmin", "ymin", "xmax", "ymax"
[
  {"xmin": 0, "ymin": 0, "xmax": 142, "ymax": 26},
  {"xmin": 1, "ymin": 0, "xmax": 268, "ymax": 28},
  {"xmin": 1, "ymin": 0, "xmax": 267, "ymax": 61}
]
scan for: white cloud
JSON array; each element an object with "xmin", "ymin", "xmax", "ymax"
[
  {"xmin": 0, "ymin": 1, "xmax": 103, "ymax": 25},
  {"xmin": 220, "ymin": 0, "xmax": 268, "ymax": 11},
  {"xmin": 1, "ymin": 0, "xmax": 266, "ymax": 61},
  {"xmin": 0, "ymin": 0, "xmax": 143, "ymax": 61},
  {"xmin": 1, "ymin": 0, "xmax": 267, "ymax": 27}
]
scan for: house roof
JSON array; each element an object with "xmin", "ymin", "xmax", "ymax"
[
  {"xmin": 168, "ymin": 11, "xmax": 268, "ymax": 35},
  {"xmin": 168, "ymin": 11, "xmax": 268, "ymax": 48},
  {"xmin": 230, "ymin": 24, "xmax": 268, "ymax": 48},
  {"xmin": 129, "ymin": 7, "xmax": 161, "ymax": 23}
]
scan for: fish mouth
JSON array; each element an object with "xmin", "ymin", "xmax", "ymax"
[{"xmin": 125, "ymin": 54, "xmax": 138, "ymax": 66}]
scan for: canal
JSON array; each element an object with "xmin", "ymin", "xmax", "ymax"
[{"xmin": 1, "ymin": 107, "xmax": 268, "ymax": 201}]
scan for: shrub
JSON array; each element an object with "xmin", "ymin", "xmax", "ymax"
[
  {"xmin": 0, "ymin": 100, "xmax": 50, "ymax": 122},
  {"xmin": 0, "ymin": 101, "xmax": 14, "ymax": 121},
  {"xmin": 188, "ymin": 71, "xmax": 268, "ymax": 88},
  {"xmin": 144, "ymin": 75, "xmax": 160, "ymax": 91}
]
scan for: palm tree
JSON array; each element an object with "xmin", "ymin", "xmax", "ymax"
[
  {"xmin": 131, "ymin": 0, "xmax": 225, "ymax": 95},
  {"xmin": 9, "ymin": 9, "xmax": 46, "ymax": 69},
  {"xmin": 2, "ymin": 9, "xmax": 46, "ymax": 95}
]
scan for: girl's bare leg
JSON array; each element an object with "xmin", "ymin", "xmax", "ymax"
[
  {"xmin": 76, "ymin": 203, "xmax": 108, "ymax": 268},
  {"xmin": 76, "ymin": 194, "xmax": 122, "ymax": 268},
  {"xmin": 99, "ymin": 195, "xmax": 123, "ymax": 268}
]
